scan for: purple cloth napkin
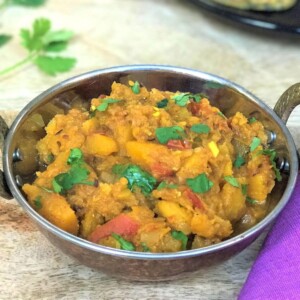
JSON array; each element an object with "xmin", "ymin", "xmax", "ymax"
[{"xmin": 239, "ymin": 177, "xmax": 300, "ymax": 300}]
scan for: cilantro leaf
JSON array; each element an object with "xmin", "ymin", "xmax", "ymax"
[
  {"xmin": 171, "ymin": 230, "xmax": 188, "ymax": 250},
  {"xmin": 11, "ymin": 0, "xmax": 46, "ymax": 6},
  {"xmin": 172, "ymin": 93, "xmax": 204, "ymax": 106},
  {"xmin": 155, "ymin": 126, "xmax": 184, "ymax": 144},
  {"xmin": 141, "ymin": 242, "xmax": 150, "ymax": 252},
  {"xmin": 186, "ymin": 173, "xmax": 213, "ymax": 194},
  {"xmin": 248, "ymin": 117, "xmax": 257, "ymax": 124},
  {"xmin": 44, "ymin": 41, "xmax": 67, "ymax": 52},
  {"xmin": 246, "ymin": 196, "xmax": 258, "ymax": 205},
  {"xmin": 34, "ymin": 55, "xmax": 76, "ymax": 76},
  {"xmin": 224, "ymin": 176, "xmax": 240, "ymax": 188},
  {"xmin": 52, "ymin": 148, "xmax": 94, "ymax": 194},
  {"xmin": 67, "ymin": 148, "xmax": 83, "ymax": 164},
  {"xmin": 43, "ymin": 30, "xmax": 74, "ymax": 45},
  {"xmin": 96, "ymin": 98, "xmax": 120, "ymax": 112},
  {"xmin": 217, "ymin": 111, "xmax": 227, "ymax": 119},
  {"xmin": 131, "ymin": 81, "xmax": 140, "ymax": 94},
  {"xmin": 241, "ymin": 184, "xmax": 248, "ymax": 196},
  {"xmin": 233, "ymin": 154, "xmax": 245, "ymax": 168},
  {"xmin": 156, "ymin": 98, "xmax": 168, "ymax": 108},
  {"xmin": 111, "ymin": 233, "xmax": 135, "ymax": 251},
  {"xmin": 0, "ymin": 34, "xmax": 12, "ymax": 47},
  {"xmin": 190, "ymin": 123, "xmax": 210, "ymax": 134},
  {"xmin": 250, "ymin": 137, "xmax": 261, "ymax": 152},
  {"xmin": 33, "ymin": 196, "xmax": 42, "ymax": 209},
  {"xmin": 157, "ymin": 181, "xmax": 178, "ymax": 190},
  {"xmin": 112, "ymin": 164, "xmax": 157, "ymax": 195},
  {"xmin": 257, "ymin": 149, "xmax": 282, "ymax": 181}
]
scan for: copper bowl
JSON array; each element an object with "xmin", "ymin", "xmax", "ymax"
[{"xmin": 1, "ymin": 65, "xmax": 299, "ymax": 281}]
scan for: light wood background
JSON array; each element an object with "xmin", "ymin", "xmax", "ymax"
[{"xmin": 0, "ymin": 1, "xmax": 299, "ymax": 299}]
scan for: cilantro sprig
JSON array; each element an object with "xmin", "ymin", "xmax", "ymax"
[
  {"xmin": 190, "ymin": 123, "xmax": 210, "ymax": 134},
  {"xmin": 155, "ymin": 126, "xmax": 184, "ymax": 144},
  {"xmin": 250, "ymin": 137, "xmax": 261, "ymax": 152},
  {"xmin": 0, "ymin": 18, "xmax": 76, "ymax": 77},
  {"xmin": 52, "ymin": 148, "xmax": 94, "ymax": 194},
  {"xmin": 257, "ymin": 149, "xmax": 282, "ymax": 181},
  {"xmin": 156, "ymin": 98, "xmax": 168, "ymax": 108},
  {"xmin": 112, "ymin": 164, "xmax": 157, "ymax": 195}
]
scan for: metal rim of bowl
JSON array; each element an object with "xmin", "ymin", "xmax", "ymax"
[{"xmin": 3, "ymin": 64, "xmax": 299, "ymax": 260}]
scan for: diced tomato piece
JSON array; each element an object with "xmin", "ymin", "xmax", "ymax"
[
  {"xmin": 88, "ymin": 214, "xmax": 139, "ymax": 243},
  {"xmin": 188, "ymin": 102, "xmax": 201, "ymax": 116},
  {"xmin": 151, "ymin": 162, "xmax": 174, "ymax": 179},
  {"xmin": 185, "ymin": 188, "xmax": 205, "ymax": 210},
  {"xmin": 166, "ymin": 139, "xmax": 192, "ymax": 150}
]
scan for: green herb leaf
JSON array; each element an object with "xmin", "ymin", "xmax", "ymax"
[
  {"xmin": 96, "ymin": 98, "xmax": 120, "ymax": 112},
  {"xmin": 155, "ymin": 126, "xmax": 184, "ymax": 144},
  {"xmin": 171, "ymin": 230, "xmax": 188, "ymax": 250},
  {"xmin": 250, "ymin": 137, "xmax": 261, "ymax": 152},
  {"xmin": 141, "ymin": 242, "xmax": 150, "ymax": 252},
  {"xmin": 33, "ymin": 196, "xmax": 42, "ymax": 209},
  {"xmin": 233, "ymin": 154, "xmax": 245, "ymax": 168},
  {"xmin": 257, "ymin": 149, "xmax": 282, "ymax": 181},
  {"xmin": 241, "ymin": 184, "xmax": 248, "ymax": 196},
  {"xmin": 172, "ymin": 93, "xmax": 190, "ymax": 106},
  {"xmin": 34, "ymin": 55, "xmax": 76, "ymax": 76},
  {"xmin": 190, "ymin": 123, "xmax": 210, "ymax": 134},
  {"xmin": 111, "ymin": 233, "xmax": 135, "ymax": 251},
  {"xmin": 157, "ymin": 181, "xmax": 178, "ymax": 190},
  {"xmin": 11, "ymin": 0, "xmax": 46, "ymax": 6},
  {"xmin": 217, "ymin": 111, "xmax": 227, "ymax": 119},
  {"xmin": 44, "ymin": 41, "xmax": 67, "ymax": 52},
  {"xmin": 224, "ymin": 176, "xmax": 240, "ymax": 188},
  {"xmin": 43, "ymin": 30, "xmax": 74, "ymax": 45},
  {"xmin": 67, "ymin": 148, "xmax": 83, "ymax": 165},
  {"xmin": 186, "ymin": 173, "xmax": 213, "ymax": 194},
  {"xmin": 248, "ymin": 117, "xmax": 257, "ymax": 124},
  {"xmin": 131, "ymin": 81, "xmax": 140, "ymax": 94},
  {"xmin": 112, "ymin": 164, "xmax": 157, "ymax": 195},
  {"xmin": 246, "ymin": 196, "xmax": 258, "ymax": 205},
  {"xmin": 0, "ymin": 34, "xmax": 12, "ymax": 47},
  {"xmin": 52, "ymin": 148, "xmax": 94, "ymax": 194},
  {"xmin": 156, "ymin": 98, "xmax": 168, "ymax": 108}
]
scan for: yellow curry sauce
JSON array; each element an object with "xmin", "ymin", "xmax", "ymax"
[{"xmin": 22, "ymin": 81, "xmax": 280, "ymax": 252}]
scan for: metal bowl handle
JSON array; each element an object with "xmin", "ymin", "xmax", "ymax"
[
  {"xmin": 0, "ymin": 116, "xmax": 13, "ymax": 199},
  {"xmin": 274, "ymin": 83, "xmax": 300, "ymax": 124}
]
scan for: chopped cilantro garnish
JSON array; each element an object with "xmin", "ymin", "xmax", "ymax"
[
  {"xmin": 0, "ymin": 34, "xmax": 12, "ymax": 48},
  {"xmin": 112, "ymin": 164, "xmax": 157, "ymax": 195},
  {"xmin": 131, "ymin": 81, "xmax": 140, "ymax": 94},
  {"xmin": 155, "ymin": 126, "xmax": 184, "ymax": 144},
  {"xmin": 190, "ymin": 123, "xmax": 210, "ymax": 134},
  {"xmin": 249, "ymin": 117, "xmax": 257, "ymax": 124},
  {"xmin": 217, "ymin": 111, "xmax": 227, "ymax": 119},
  {"xmin": 157, "ymin": 181, "xmax": 178, "ymax": 190},
  {"xmin": 141, "ymin": 242, "xmax": 150, "ymax": 252},
  {"xmin": 156, "ymin": 98, "xmax": 168, "ymax": 108},
  {"xmin": 250, "ymin": 137, "xmax": 261, "ymax": 152},
  {"xmin": 96, "ymin": 98, "xmax": 120, "ymax": 112},
  {"xmin": 111, "ymin": 233, "xmax": 135, "ymax": 251},
  {"xmin": 224, "ymin": 176, "xmax": 240, "ymax": 188},
  {"xmin": 233, "ymin": 154, "xmax": 245, "ymax": 168},
  {"xmin": 241, "ymin": 184, "xmax": 248, "ymax": 196},
  {"xmin": 257, "ymin": 149, "xmax": 282, "ymax": 181},
  {"xmin": 246, "ymin": 196, "xmax": 258, "ymax": 205},
  {"xmin": 52, "ymin": 148, "xmax": 95, "ymax": 194},
  {"xmin": 33, "ymin": 196, "xmax": 42, "ymax": 210},
  {"xmin": 186, "ymin": 173, "xmax": 213, "ymax": 194},
  {"xmin": 171, "ymin": 230, "xmax": 188, "ymax": 250},
  {"xmin": 172, "ymin": 93, "xmax": 203, "ymax": 106}
]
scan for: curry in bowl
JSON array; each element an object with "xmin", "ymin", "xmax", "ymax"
[{"xmin": 22, "ymin": 81, "xmax": 280, "ymax": 252}]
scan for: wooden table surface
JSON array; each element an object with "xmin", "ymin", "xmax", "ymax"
[{"xmin": 1, "ymin": 1, "xmax": 300, "ymax": 299}]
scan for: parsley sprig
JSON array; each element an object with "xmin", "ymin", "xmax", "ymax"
[{"xmin": 0, "ymin": 18, "xmax": 76, "ymax": 77}]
